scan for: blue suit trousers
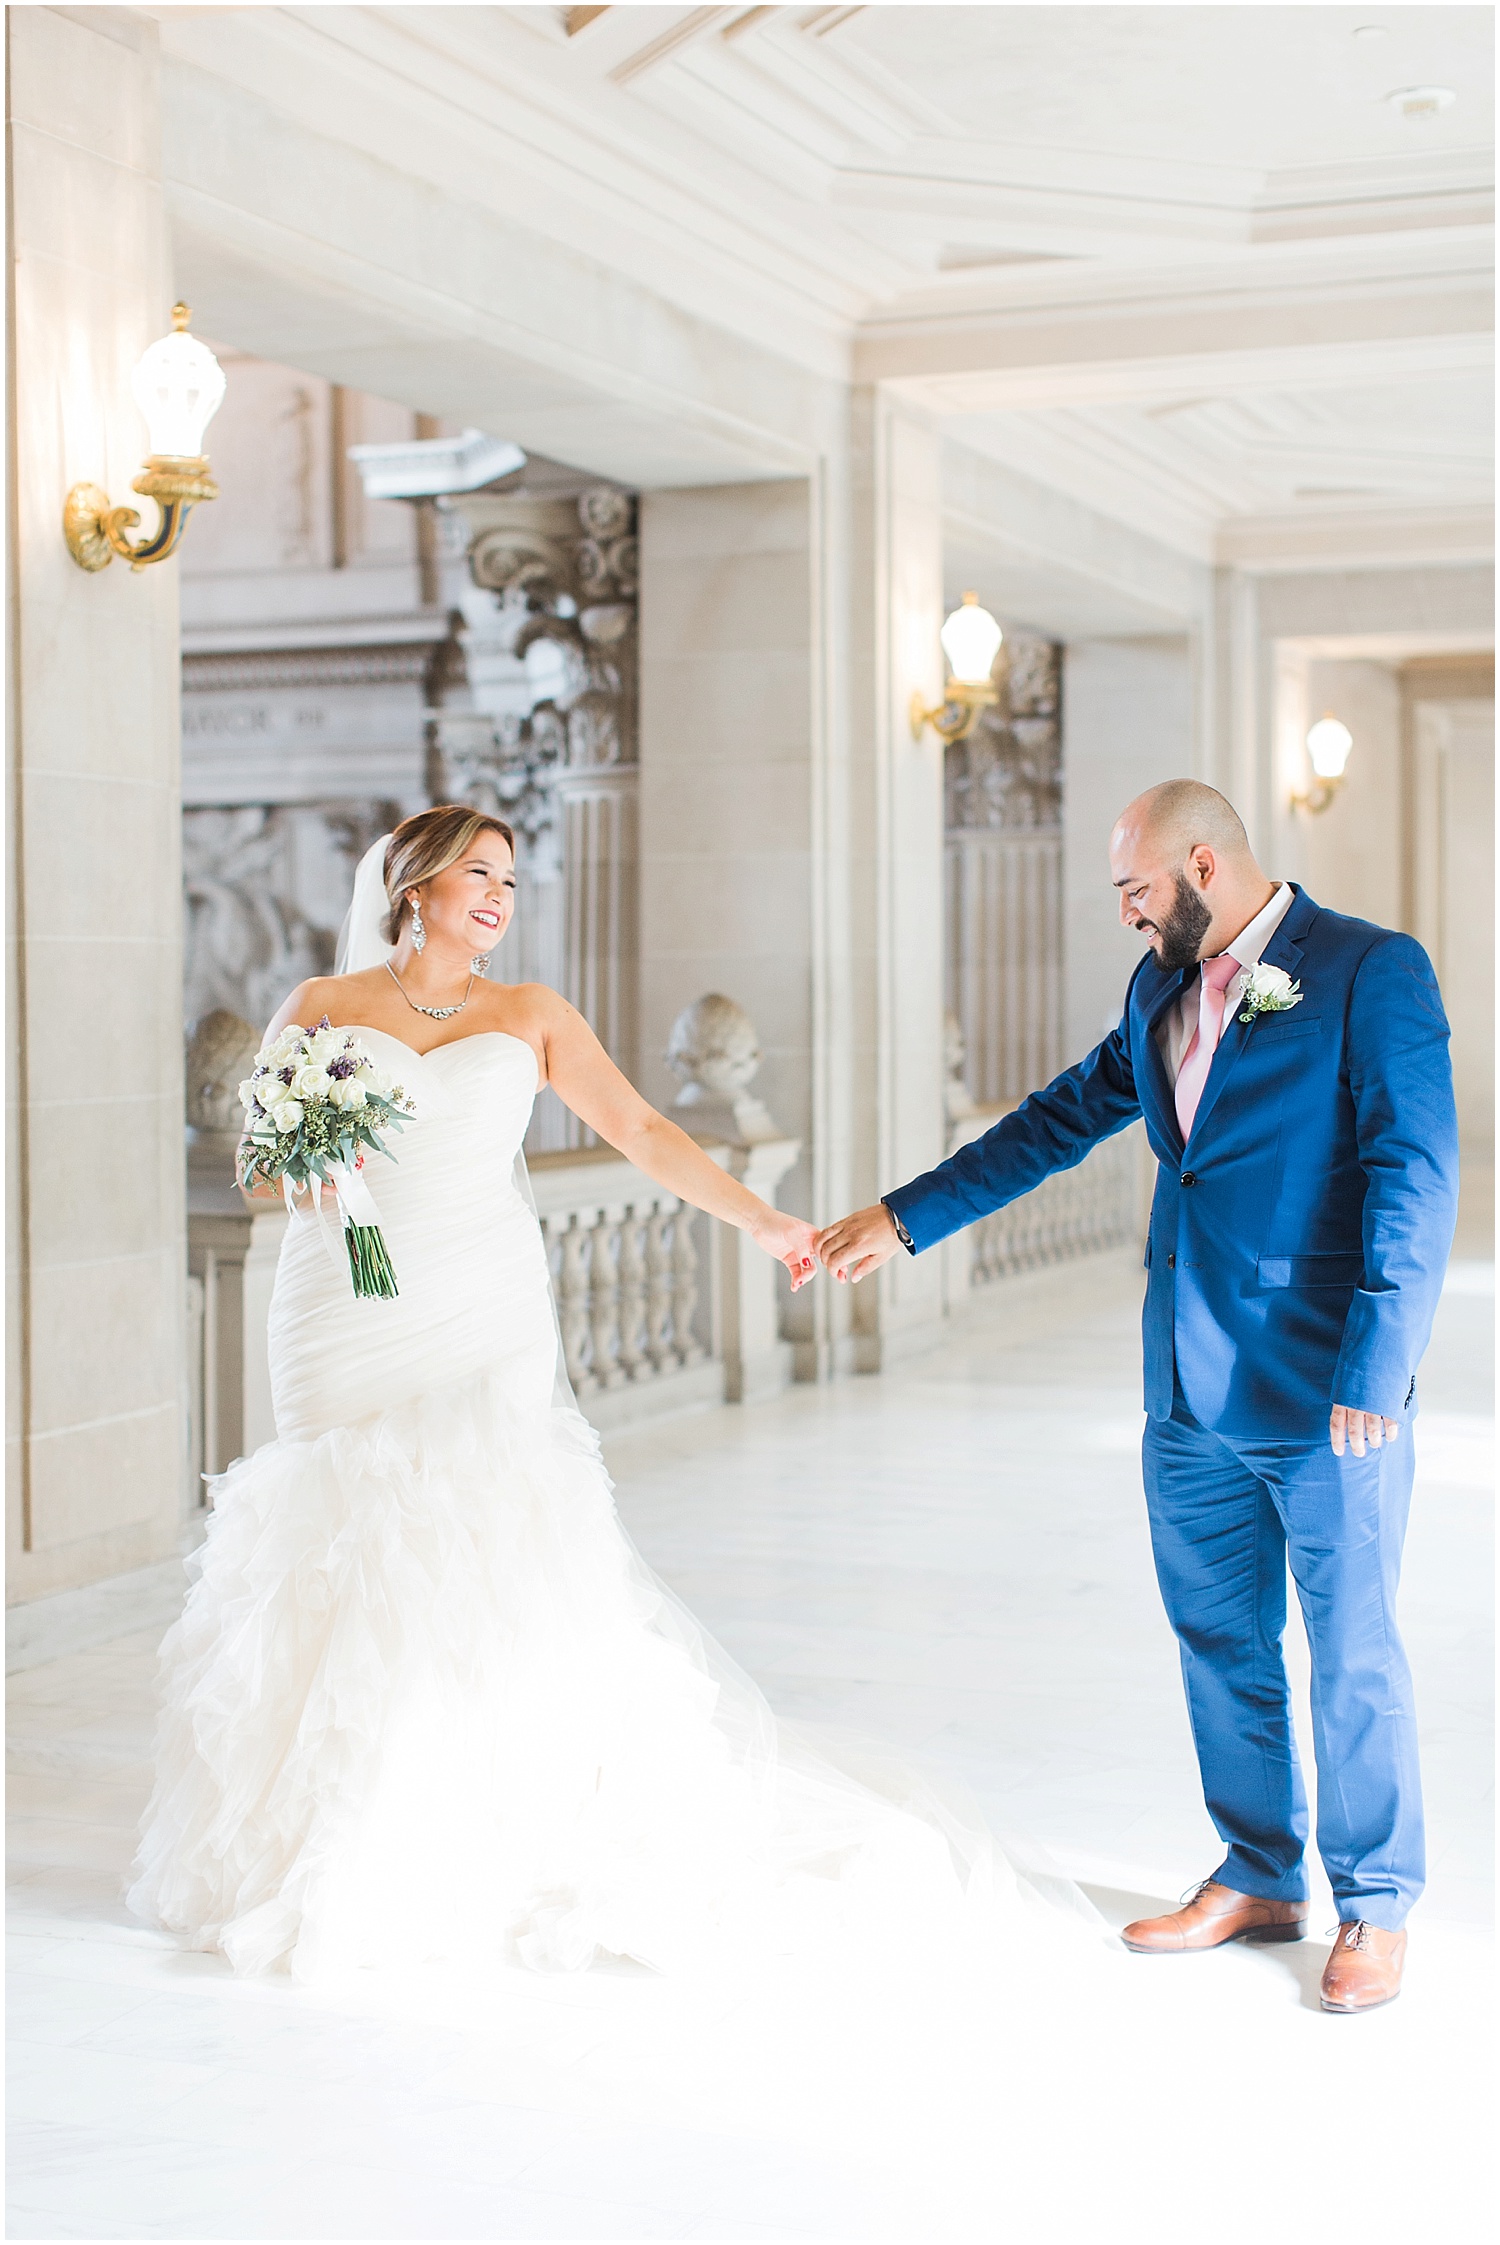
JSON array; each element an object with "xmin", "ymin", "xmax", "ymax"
[{"xmin": 1142, "ymin": 1383, "xmax": 1423, "ymax": 1930}]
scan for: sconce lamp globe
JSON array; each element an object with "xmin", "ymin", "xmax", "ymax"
[
  {"xmin": 1306, "ymin": 714, "xmax": 1354, "ymax": 782},
  {"xmin": 130, "ymin": 304, "xmax": 226, "ymax": 461},
  {"xmin": 63, "ymin": 303, "xmax": 226, "ymax": 573},
  {"xmin": 940, "ymin": 591, "xmax": 1003, "ymax": 687}
]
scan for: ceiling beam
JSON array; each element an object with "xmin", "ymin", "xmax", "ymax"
[{"xmin": 855, "ymin": 270, "xmax": 1494, "ymax": 404}]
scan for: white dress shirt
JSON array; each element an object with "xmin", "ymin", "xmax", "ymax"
[{"xmin": 1155, "ymin": 882, "xmax": 1295, "ymax": 1089}]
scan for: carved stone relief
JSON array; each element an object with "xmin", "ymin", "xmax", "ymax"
[
  {"xmin": 183, "ymin": 800, "xmax": 401, "ymax": 1034},
  {"xmin": 428, "ymin": 484, "xmax": 639, "ymax": 828},
  {"xmin": 426, "ymin": 482, "xmax": 642, "ymax": 1150}
]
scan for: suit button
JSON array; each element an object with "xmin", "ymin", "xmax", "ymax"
[
  {"xmin": 1181, "ymin": 1171, "xmax": 1196, "ymax": 1187},
  {"xmin": 1167, "ymin": 1252, "xmax": 1176, "ymax": 1268}
]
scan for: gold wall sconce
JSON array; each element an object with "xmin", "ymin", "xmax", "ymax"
[
  {"xmin": 1291, "ymin": 713, "xmax": 1354, "ymax": 814},
  {"xmin": 910, "ymin": 591, "xmax": 1004, "ymax": 744},
  {"xmin": 64, "ymin": 304, "xmax": 226, "ymax": 572}
]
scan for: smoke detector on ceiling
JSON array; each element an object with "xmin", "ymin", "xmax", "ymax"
[{"xmin": 1387, "ymin": 85, "xmax": 1457, "ymax": 119}]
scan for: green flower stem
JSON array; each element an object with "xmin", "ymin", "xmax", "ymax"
[{"xmin": 344, "ymin": 1223, "xmax": 400, "ymax": 1300}]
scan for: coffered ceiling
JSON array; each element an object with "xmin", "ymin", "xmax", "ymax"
[{"xmin": 155, "ymin": 4, "xmax": 1494, "ymax": 563}]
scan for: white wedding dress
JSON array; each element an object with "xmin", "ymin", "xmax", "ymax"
[{"xmin": 131, "ymin": 1021, "xmax": 1083, "ymax": 1988}]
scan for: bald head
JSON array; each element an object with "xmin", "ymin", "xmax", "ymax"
[
  {"xmin": 1110, "ymin": 780, "xmax": 1273, "ymax": 972},
  {"xmin": 1118, "ymin": 780, "xmax": 1252, "ymax": 866}
]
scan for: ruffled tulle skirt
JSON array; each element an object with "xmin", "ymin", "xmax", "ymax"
[{"xmin": 129, "ymin": 1359, "xmax": 1066, "ymax": 1986}]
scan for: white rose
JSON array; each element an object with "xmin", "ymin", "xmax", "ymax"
[
  {"xmin": 237, "ymin": 1078, "xmax": 260, "ymax": 1111},
  {"xmin": 308, "ymin": 1026, "xmax": 346, "ymax": 1065},
  {"xmin": 269, "ymin": 1098, "xmax": 304, "ymax": 1132},
  {"xmin": 1248, "ymin": 964, "xmax": 1294, "ymax": 1001},
  {"xmin": 292, "ymin": 1063, "xmax": 332, "ymax": 1100},
  {"xmin": 329, "ymin": 1078, "xmax": 367, "ymax": 1110}
]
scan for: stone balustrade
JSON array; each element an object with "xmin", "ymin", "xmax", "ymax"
[
  {"xmin": 526, "ymin": 1145, "xmax": 725, "ymax": 1429},
  {"xmin": 944, "ymin": 1106, "xmax": 1147, "ymax": 1289}
]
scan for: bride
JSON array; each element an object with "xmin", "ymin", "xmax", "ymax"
[{"xmin": 131, "ymin": 805, "xmax": 1073, "ymax": 1984}]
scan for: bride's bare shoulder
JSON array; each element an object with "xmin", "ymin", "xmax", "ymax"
[
  {"xmin": 480, "ymin": 981, "xmax": 578, "ymax": 1031},
  {"xmin": 266, "ymin": 969, "xmax": 387, "ymax": 1037}
]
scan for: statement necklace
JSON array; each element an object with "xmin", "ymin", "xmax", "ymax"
[{"xmin": 385, "ymin": 960, "xmax": 474, "ymax": 1021}]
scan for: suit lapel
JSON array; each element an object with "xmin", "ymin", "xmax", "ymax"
[
  {"xmin": 1187, "ymin": 885, "xmax": 1316, "ymax": 1147},
  {"xmin": 1135, "ymin": 966, "xmax": 1188, "ymax": 1156},
  {"xmin": 1257, "ymin": 885, "xmax": 1315, "ymax": 980}
]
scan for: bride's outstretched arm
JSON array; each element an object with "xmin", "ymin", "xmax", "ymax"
[{"xmin": 534, "ymin": 988, "xmax": 818, "ymax": 1291}]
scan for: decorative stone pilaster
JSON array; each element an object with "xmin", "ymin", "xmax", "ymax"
[{"xmin": 429, "ymin": 482, "xmax": 640, "ymax": 1147}]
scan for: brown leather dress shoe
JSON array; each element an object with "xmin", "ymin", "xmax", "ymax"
[
  {"xmin": 1122, "ymin": 1877, "xmax": 1307, "ymax": 1953},
  {"xmin": 1320, "ymin": 1921, "xmax": 1407, "ymax": 2012}
]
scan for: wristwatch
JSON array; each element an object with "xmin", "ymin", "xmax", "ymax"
[{"xmin": 881, "ymin": 1199, "xmax": 916, "ymax": 1255}]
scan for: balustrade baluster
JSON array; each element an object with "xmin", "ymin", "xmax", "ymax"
[
  {"xmin": 590, "ymin": 1210, "xmax": 626, "ymax": 1388},
  {"xmin": 645, "ymin": 1205, "xmax": 677, "ymax": 1369},
  {"xmin": 616, "ymin": 1209, "xmax": 649, "ymax": 1381},
  {"xmin": 670, "ymin": 1208, "xmax": 705, "ymax": 1365},
  {"xmin": 556, "ymin": 1215, "xmax": 596, "ymax": 1391}
]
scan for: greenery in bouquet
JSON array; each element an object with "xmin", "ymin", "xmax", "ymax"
[{"xmin": 238, "ymin": 1018, "xmax": 414, "ymax": 1298}]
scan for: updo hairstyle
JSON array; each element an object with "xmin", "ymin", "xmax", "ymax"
[{"xmin": 380, "ymin": 805, "xmax": 516, "ymax": 945}]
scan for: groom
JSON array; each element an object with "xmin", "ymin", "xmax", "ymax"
[{"xmin": 818, "ymin": 780, "xmax": 1458, "ymax": 2013}]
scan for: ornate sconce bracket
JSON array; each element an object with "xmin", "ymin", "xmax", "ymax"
[
  {"xmin": 64, "ymin": 457, "xmax": 219, "ymax": 573},
  {"xmin": 910, "ymin": 680, "xmax": 999, "ymax": 746},
  {"xmin": 1289, "ymin": 775, "xmax": 1344, "ymax": 816}
]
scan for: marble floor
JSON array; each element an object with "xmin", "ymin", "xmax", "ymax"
[{"xmin": 7, "ymin": 1251, "xmax": 1494, "ymax": 2243}]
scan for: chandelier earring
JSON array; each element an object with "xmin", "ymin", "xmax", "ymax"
[{"xmin": 408, "ymin": 897, "xmax": 426, "ymax": 954}]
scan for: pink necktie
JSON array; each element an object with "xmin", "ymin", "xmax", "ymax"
[{"xmin": 1174, "ymin": 954, "xmax": 1240, "ymax": 1142}]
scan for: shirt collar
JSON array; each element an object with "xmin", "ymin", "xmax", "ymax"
[{"xmin": 1224, "ymin": 882, "xmax": 1294, "ymax": 973}]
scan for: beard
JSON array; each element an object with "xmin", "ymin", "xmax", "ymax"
[{"xmin": 1144, "ymin": 874, "xmax": 1213, "ymax": 973}]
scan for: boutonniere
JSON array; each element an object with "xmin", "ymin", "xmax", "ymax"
[{"xmin": 1235, "ymin": 963, "xmax": 1302, "ymax": 1025}]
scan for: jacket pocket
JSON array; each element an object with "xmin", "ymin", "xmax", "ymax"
[
  {"xmin": 1256, "ymin": 1251, "xmax": 1364, "ymax": 1290},
  {"xmin": 1248, "ymin": 1013, "xmax": 1321, "ymax": 1041}
]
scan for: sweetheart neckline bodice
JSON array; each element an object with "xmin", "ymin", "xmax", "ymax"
[{"xmin": 333, "ymin": 1022, "xmax": 541, "ymax": 1090}]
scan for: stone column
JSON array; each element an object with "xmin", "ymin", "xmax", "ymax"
[
  {"xmin": 6, "ymin": 9, "xmax": 188, "ymax": 1597},
  {"xmin": 637, "ymin": 480, "xmax": 819, "ymax": 1358},
  {"xmin": 844, "ymin": 397, "xmax": 948, "ymax": 1369},
  {"xmin": 1062, "ymin": 637, "xmax": 1194, "ymax": 1062},
  {"xmin": 638, "ymin": 425, "xmax": 950, "ymax": 1383}
]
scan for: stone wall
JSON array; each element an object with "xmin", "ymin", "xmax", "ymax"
[{"xmin": 7, "ymin": 8, "xmax": 188, "ymax": 1596}]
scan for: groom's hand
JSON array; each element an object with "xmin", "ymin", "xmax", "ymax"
[
  {"xmin": 817, "ymin": 1203, "xmax": 902, "ymax": 1284},
  {"xmin": 1330, "ymin": 1405, "xmax": 1400, "ymax": 1458}
]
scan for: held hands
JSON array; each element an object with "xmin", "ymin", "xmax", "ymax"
[
  {"xmin": 1330, "ymin": 1405, "xmax": 1400, "ymax": 1459},
  {"xmin": 750, "ymin": 1200, "xmax": 900, "ymax": 1289},
  {"xmin": 815, "ymin": 1203, "xmax": 902, "ymax": 1285},
  {"xmin": 751, "ymin": 1209, "xmax": 821, "ymax": 1292}
]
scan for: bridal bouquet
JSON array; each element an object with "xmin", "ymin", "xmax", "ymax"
[{"xmin": 238, "ymin": 1019, "xmax": 414, "ymax": 1299}]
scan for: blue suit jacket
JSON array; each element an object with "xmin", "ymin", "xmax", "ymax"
[{"xmin": 887, "ymin": 887, "xmax": 1459, "ymax": 1438}]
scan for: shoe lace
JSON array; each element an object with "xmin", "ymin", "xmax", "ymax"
[
  {"xmin": 1324, "ymin": 1919, "xmax": 1372, "ymax": 1951},
  {"xmin": 1179, "ymin": 1876, "xmax": 1220, "ymax": 1909}
]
